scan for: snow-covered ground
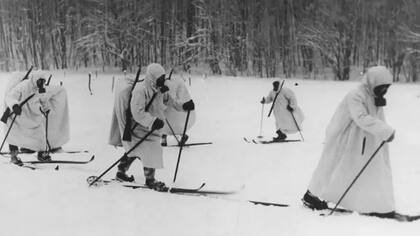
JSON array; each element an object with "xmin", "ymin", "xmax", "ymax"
[{"xmin": 1, "ymin": 70, "xmax": 420, "ymax": 236}]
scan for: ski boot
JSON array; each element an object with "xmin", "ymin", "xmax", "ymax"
[
  {"xmin": 115, "ymin": 156, "xmax": 136, "ymax": 182},
  {"xmin": 302, "ymin": 190, "xmax": 328, "ymax": 210},
  {"xmin": 273, "ymin": 130, "xmax": 287, "ymax": 142},
  {"xmin": 115, "ymin": 171, "xmax": 135, "ymax": 182},
  {"xmin": 37, "ymin": 151, "xmax": 52, "ymax": 162},
  {"xmin": 180, "ymin": 134, "xmax": 189, "ymax": 146},
  {"xmin": 10, "ymin": 151, "xmax": 23, "ymax": 166},
  {"xmin": 144, "ymin": 167, "xmax": 168, "ymax": 192},
  {"xmin": 145, "ymin": 178, "xmax": 168, "ymax": 192},
  {"xmin": 161, "ymin": 134, "xmax": 167, "ymax": 147}
]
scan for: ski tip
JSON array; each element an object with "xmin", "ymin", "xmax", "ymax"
[{"xmin": 89, "ymin": 155, "xmax": 95, "ymax": 162}]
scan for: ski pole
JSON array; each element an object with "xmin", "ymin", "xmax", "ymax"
[
  {"xmin": 40, "ymin": 107, "xmax": 51, "ymax": 153},
  {"xmin": 89, "ymin": 128, "xmax": 156, "ymax": 187},
  {"xmin": 290, "ymin": 110, "xmax": 304, "ymax": 141},
  {"xmin": 258, "ymin": 103, "xmax": 264, "ymax": 138},
  {"xmin": 268, "ymin": 80, "xmax": 285, "ymax": 117},
  {"xmin": 0, "ymin": 114, "xmax": 17, "ymax": 152},
  {"xmin": 165, "ymin": 118, "xmax": 181, "ymax": 145},
  {"xmin": 88, "ymin": 73, "xmax": 93, "ymax": 95},
  {"xmin": 329, "ymin": 141, "xmax": 386, "ymax": 215},
  {"xmin": 173, "ymin": 110, "xmax": 191, "ymax": 183}
]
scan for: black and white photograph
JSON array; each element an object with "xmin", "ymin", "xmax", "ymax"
[{"xmin": 1, "ymin": 0, "xmax": 420, "ymax": 235}]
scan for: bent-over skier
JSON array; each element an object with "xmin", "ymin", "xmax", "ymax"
[
  {"xmin": 303, "ymin": 66, "xmax": 397, "ymax": 218},
  {"xmin": 109, "ymin": 63, "xmax": 195, "ymax": 191},
  {"xmin": 3, "ymin": 70, "xmax": 70, "ymax": 165}
]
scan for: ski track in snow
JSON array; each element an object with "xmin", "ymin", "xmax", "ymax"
[{"xmin": 1, "ymin": 71, "xmax": 420, "ymax": 236}]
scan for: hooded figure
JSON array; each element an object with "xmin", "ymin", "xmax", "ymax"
[
  {"xmin": 303, "ymin": 66, "xmax": 396, "ymax": 215},
  {"xmin": 109, "ymin": 63, "xmax": 194, "ymax": 190},
  {"xmin": 3, "ymin": 70, "xmax": 70, "ymax": 164},
  {"xmin": 160, "ymin": 76, "xmax": 196, "ymax": 146},
  {"xmin": 261, "ymin": 81, "xmax": 304, "ymax": 141}
]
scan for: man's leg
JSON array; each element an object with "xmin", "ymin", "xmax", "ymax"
[
  {"xmin": 161, "ymin": 134, "xmax": 167, "ymax": 146},
  {"xmin": 115, "ymin": 155, "xmax": 136, "ymax": 182},
  {"xmin": 144, "ymin": 167, "xmax": 167, "ymax": 191},
  {"xmin": 273, "ymin": 129, "xmax": 287, "ymax": 141},
  {"xmin": 9, "ymin": 144, "xmax": 22, "ymax": 166}
]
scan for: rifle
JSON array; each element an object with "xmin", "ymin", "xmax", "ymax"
[
  {"xmin": 20, "ymin": 66, "xmax": 33, "ymax": 81},
  {"xmin": 167, "ymin": 68, "xmax": 174, "ymax": 80},
  {"xmin": 1, "ymin": 66, "xmax": 33, "ymax": 123},
  {"xmin": 122, "ymin": 66, "xmax": 142, "ymax": 141},
  {"xmin": 268, "ymin": 80, "xmax": 285, "ymax": 117}
]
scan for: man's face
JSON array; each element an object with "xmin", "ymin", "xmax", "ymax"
[
  {"xmin": 373, "ymin": 84, "xmax": 390, "ymax": 97},
  {"xmin": 273, "ymin": 82, "xmax": 279, "ymax": 91},
  {"xmin": 156, "ymin": 74, "xmax": 166, "ymax": 88},
  {"xmin": 36, "ymin": 78, "xmax": 46, "ymax": 93}
]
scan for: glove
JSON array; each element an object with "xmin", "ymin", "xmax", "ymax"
[
  {"xmin": 159, "ymin": 85, "xmax": 169, "ymax": 93},
  {"xmin": 260, "ymin": 97, "xmax": 265, "ymax": 104},
  {"xmin": 151, "ymin": 118, "xmax": 164, "ymax": 130},
  {"xmin": 182, "ymin": 100, "xmax": 195, "ymax": 111},
  {"xmin": 386, "ymin": 132, "xmax": 395, "ymax": 143},
  {"xmin": 12, "ymin": 104, "xmax": 22, "ymax": 115},
  {"xmin": 287, "ymin": 105, "xmax": 294, "ymax": 112}
]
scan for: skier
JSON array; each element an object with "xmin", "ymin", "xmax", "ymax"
[
  {"xmin": 160, "ymin": 74, "xmax": 196, "ymax": 146},
  {"xmin": 109, "ymin": 63, "xmax": 195, "ymax": 191},
  {"xmin": 3, "ymin": 70, "xmax": 70, "ymax": 165},
  {"xmin": 260, "ymin": 81, "xmax": 304, "ymax": 141},
  {"xmin": 302, "ymin": 66, "xmax": 396, "ymax": 217}
]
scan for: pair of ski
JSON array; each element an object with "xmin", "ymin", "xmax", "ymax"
[
  {"xmin": 317, "ymin": 208, "xmax": 420, "ymax": 222},
  {"xmin": 86, "ymin": 176, "xmax": 236, "ymax": 195},
  {"xmin": 0, "ymin": 150, "xmax": 89, "ymax": 155},
  {"xmin": 248, "ymin": 199, "xmax": 420, "ymax": 222},
  {"xmin": 5, "ymin": 154, "xmax": 95, "ymax": 170},
  {"xmin": 87, "ymin": 176, "xmax": 291, "ymax": 207},
  {"xmin": 86, "ymin": 177, "xmax": 420, "ymax": 222},
  {"xmin": 243, "ymin": 137, "xmax": 301, "ymax": 144},
  {"xmin": 302, "ymin": 202, "xmax": 420, "ymax": 222}
]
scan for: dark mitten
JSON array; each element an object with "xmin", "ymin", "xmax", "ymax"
[
  {"xmin": 152, "ymin": 118, "xmax": 164, "ymax": 130},
  {"xmin": 260, "ymin": 97, "xmax": 265, "ymax": 104},
  {"xmin": 159, "ymin": 85, "xmax": 169, "ymax": 93},
  {"xmin": 287, "ymin": 105, "xmax": 294, "ymax": 112},
  {"xmin": 12, "ymin": 104, "xmax": 22, "ymax": 115},
  {"xmin": 182, "ymin": 100, "xmax": 195, "ymax": 111}
]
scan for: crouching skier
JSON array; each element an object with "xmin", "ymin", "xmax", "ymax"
[
  {"xmin": 3, "ymin": 70, "xmax": 70, "ymax": 165},
  {"xmin": 261, "ymin": 81, "xmax": 304, "ymax": 141},
  {"xmin": 109, "ymin": 63, "xmax": 195, "ymax": 191},
  {"xmin": 303, "ymin": 66, "xmax": 397, "ymax": 218}
]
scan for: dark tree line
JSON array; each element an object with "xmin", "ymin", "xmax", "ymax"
[{"xmin": 1, "ymin": 0, "xmax": 420, "ymax": 81}]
